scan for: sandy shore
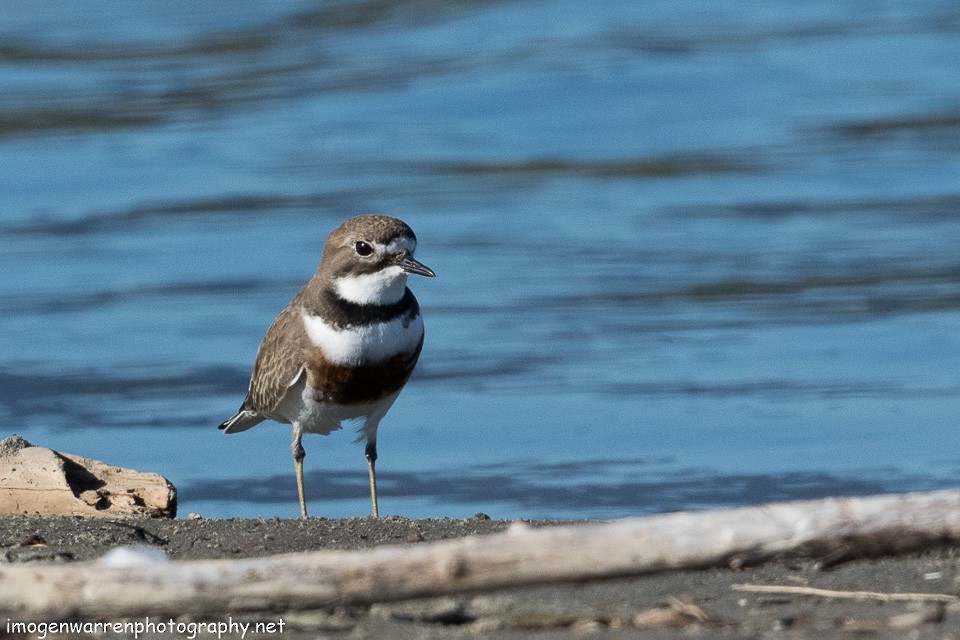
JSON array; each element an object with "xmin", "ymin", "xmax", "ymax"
[{"xmin": 1, "ymin": 515, "xmax": 959, "ymax": 638}]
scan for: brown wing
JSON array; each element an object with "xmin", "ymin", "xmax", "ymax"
[{"xmin": 244, "ymin": 304, "xmax": 311, "ymax": 414}]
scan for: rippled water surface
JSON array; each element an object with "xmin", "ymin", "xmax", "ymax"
[{"xmin": 2, "ymin": 0, "xmax": 960, "ymax": 519}]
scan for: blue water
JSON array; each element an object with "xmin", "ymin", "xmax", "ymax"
[{"xmin": 2, "ymin": 0, "xmax": 960, "ymax": 520}]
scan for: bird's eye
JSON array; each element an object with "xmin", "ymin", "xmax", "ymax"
[{"xmin": 354, "ymin": 241, "xmax": 374, "ymax": 257}]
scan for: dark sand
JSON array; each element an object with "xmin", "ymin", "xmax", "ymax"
[{"xmin": 2, "ymin": 515, "xmax": 959, "ymax": 639}]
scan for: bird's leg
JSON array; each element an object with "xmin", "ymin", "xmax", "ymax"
[
  {"xmin": 365, "ymin": 440, "xmax": 379, "ymax": 518},
  {"xmin": 292, "ymin": 430, "xmax": 308, "ymax": 519}
]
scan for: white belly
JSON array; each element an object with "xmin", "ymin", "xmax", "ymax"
[{"xmin": 272, "ymin": 371, "xmax": 401, "ymax": 439}]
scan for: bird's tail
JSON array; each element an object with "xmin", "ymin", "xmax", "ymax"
[{"xmin": 218, "ymin": 409, "xmax": 265, "ymax": 434}]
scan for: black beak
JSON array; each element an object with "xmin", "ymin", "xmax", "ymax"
[{"xmin": 396, "ymin": 253, "xmax": 436, "ymax": 277}]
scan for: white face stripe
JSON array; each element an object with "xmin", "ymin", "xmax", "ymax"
[
  {"xmin": 370, "ymin": 236, "xmax": 416, "ymax": 256},
  {"xmin": 334, "ymin": 266, "xmax": 408, "ymax": 305},
  {"xmin": 302, "ymin": 311, "xmax": 423, "ymax": 365}
]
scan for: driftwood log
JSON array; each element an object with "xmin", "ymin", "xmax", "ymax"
[
  {"xmin": 0, "ymin": 435, "xmax": 176, "ymax": 518},
  {"xmin": 2, "ymin": 490, "xmax": 960, "ymax": 619}
]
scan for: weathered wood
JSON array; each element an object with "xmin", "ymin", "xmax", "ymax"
[
  {"xmin": 0, "ymin": 435, "xmax": 176, "ymax": 518},
  {"xmin": 1, "ymin": 490, "xmax": 959, "ymax": 619},
  {"xmin": 732, "ymin": 584, "xmax": 960, "ymax": 603}
]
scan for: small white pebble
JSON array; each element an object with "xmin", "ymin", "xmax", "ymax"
[
  {"xmin": 100, "ymin": 544, "xmax": 170, "ymax": 567},
  {"xmin": 187, "ymin": 512, "xmax": 203, "ymax": 520},
  {"xmin": 506, "ymin": 521, "xmax": 531, "ymax": 536},
  {"xmin": 571, "ymin": 619, "xmax": 604, "ymax": 634},
  {"xmin": 924, "ymin": 571, "xmax": 942, "ymax": 580}
]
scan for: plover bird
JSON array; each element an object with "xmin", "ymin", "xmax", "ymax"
[{"xmin": 218, "ymin": 215, "xmax": 435, "ymax": 518}]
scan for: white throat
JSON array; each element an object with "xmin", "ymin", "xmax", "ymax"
[{"xmin": 334, "ymin": 266, "xmax": 409, "ymax": 305}]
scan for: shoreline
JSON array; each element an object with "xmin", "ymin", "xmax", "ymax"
[{"xmin": 1, "ymin": 515, "xmax": 958, "ymax": 638}]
